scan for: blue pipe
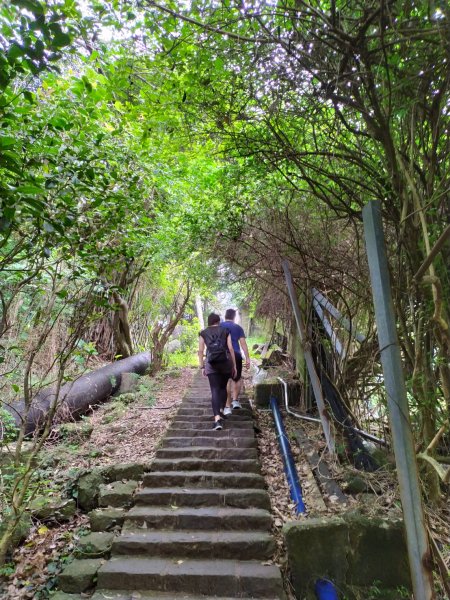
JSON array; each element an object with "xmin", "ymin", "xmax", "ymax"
[
  {"xmin": 269, "ymin": 395, "xmax": 305, "ymax": 514},
  {"xmin": 315, "ymin": 579, "xmax": 339, "ymax": 599}
]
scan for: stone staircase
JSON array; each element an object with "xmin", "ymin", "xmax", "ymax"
[{"xmin": 92, "ymin": 375, "xmax": 286, "ymax": 600}]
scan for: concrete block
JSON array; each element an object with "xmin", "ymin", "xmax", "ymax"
[
  {"xmin": 254, "ymin": 377, "xmax": 301, "ymax": 407},
  {"xmin": 283, "ymin": 513, "xmax": 411, "ymax": 600}
]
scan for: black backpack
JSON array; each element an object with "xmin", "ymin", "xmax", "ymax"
[{"xmin": 205, "ymin": 327, "xmax": 229, "ymax": 364}]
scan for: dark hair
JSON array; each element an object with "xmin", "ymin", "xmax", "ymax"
[
  {"xmin": 225, "ymin": 308, "xmax": 236, "ymax": 320},
  {"xmin": 207, "ymin": 312, "xmax": 221, "ymax": 326}
]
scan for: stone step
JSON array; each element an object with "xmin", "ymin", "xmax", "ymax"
[
  {"xmin": 113, "ymin": 529, "xmax": 275, "ymax": 559},
  {"xmin": 181, "ymin": 400, "xmax": 251, "ymax": 408},
  {"xmin": 169, "ymin": 421, "xmax": 254, "ymax": 430},
  {"xmin": 168, "ymin": 428, "xmax": 254, "ymax": 438},
  {"xmin": 134, "ymin": 487, "xmax": 270, "ymax": 510},
  {"xmin": 92, "ymin": 591, "xmax": 281, "ymax": 600},
  {"xmin": 97, "ymin": 557, "xmax": 285, "ymax": 598},
  {"xmin": 142, "ymin": 471, "xmax": 265, "ymax": 489},
  {"xmin": 155, "ymin": 446, "xmax": 258, "ymax": 460},
  {"xmin": 150, "ymin": 458, "xmax": 260, "ymax": 473},
  {"xmin": 123, "ymin": 506, "xmax": 272, "ymax": 531},
  {"xmin": 173, "ymin": 413, "xmax": 252, "ymax": 421},
  {"xmin": 161, "ymin": 437, "xmax": 257, "ymax": 449}
]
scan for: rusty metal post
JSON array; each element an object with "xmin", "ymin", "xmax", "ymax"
[
  {"xmin": 282, "ymin": 260, "xmax": 335, "ymax": 455},
  {"xmin": 363, "ymin": 201, "xmax": 434, "ymax": 600}
]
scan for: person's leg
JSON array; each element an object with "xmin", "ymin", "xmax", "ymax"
[
  {"xmin": 218, "ymin": 373, "xmax": 230, "ymax": 413},
  {"xmin": 231, "ymin": 354, "xmax": 243, "ymax": 409},
  {"xmin": 225, "ymin": 379, "xmax": 232, "ymax": 411},
  {"xmin": 207, "ymin": 373, "xmax": 224, "ymax": 425}
]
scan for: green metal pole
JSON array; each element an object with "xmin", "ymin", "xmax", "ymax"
[{"xmin": 362, "ymin": 201, "xmax": 434, "ymax": 600}]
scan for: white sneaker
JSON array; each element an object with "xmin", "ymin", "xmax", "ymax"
[
  {"xmin": 231, "ymin": 399, "xmax": 242, "ymax": 410},
  {"xmin": 223, "ymin": 407, "xmax": 232, "ymax": 416}
]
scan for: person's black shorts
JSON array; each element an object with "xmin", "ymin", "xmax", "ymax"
[{"xmin": 232, "ymin": 354, "xmax": 243, "ymax": 382}]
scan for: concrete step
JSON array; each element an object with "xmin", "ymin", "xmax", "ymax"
[
  {"xmin": 181, "ymin": 400, "xmax": 252, "ymax": 408},
  {"xmin": 142, "ymin": 471, "xmax": 265, "ymax": 489},
  {"xmin": 168, "ymin": 428, "xmax": 254, "ymax": 438},
  {"xmin": 123, "ymin": 506, "xmax": 272, "ymax": 531},
  {"xmin": 169, "ymin": 421, "xmax": 254, "ymax": 430},
  {"xmin": 155, "ymin": 446, "xmax": 258, "ymax": 460},
  {"xmin": 150, "ymin": 458, "xmax": 260, "ymax": 473},
  {"xmin": 113, "ymin": 529, "xmax": 275, "ymax": 559},
  {"xmin": 92, "ymin": 591, "xmax": 282, "ymax": 600},
  {"xmin": 161, "ymin": 437, "xmax": 257, "ymax": 449},
  {"xmin": 173, "ymin": 413, "xmax": 252, "ymax": 422},
  {"xmin": 134, "ymin": 487, "xmax": 270, "ymax": 510},
  {"xmin": 97, "ymin": 557, "xmax": 285, "ymax": 598},
  {"xmin": 178, "ymin": 405, "xmax": 251, "ymax": 412}
]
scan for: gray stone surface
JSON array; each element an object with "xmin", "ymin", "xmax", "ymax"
[
  {"xmin": 98, "ymin": 480, "xmax": 138, "ymax": 508},
  {"xmin": 88, "ymin": 508, "xmax": 125, "ymax": 532},
  {"xmin": 58, "ymin": 558, "xmax": 103, "ymax": 593},
  {"xmin": 97, "ymin": 557, "xmax": 285, "ymax": 598}
]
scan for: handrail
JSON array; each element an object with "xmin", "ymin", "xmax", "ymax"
[{"xmin": 269, "ymin": 395, "xmax": 306, "ymax": 514}]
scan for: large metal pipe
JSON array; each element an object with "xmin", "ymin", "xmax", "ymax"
[
  {"xmin": 269, "ymin": 395, "xmax": 305, "ymax": 514},
  {"xmin": 5, "ymin": 352, "xmax": 151, "ymax": 435}
]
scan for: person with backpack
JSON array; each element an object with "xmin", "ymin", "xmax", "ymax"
[{"xmin": 198, "ymin": 313, "xmax": 237, "ymax": 430}]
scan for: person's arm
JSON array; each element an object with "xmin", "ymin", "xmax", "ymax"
[
  {"xmin": 239, "ymin": 337, "xmax": 251, "ymax": 369},
  {"xmin": 226, "ymin": 333, "xmax": 237, "ymax": 377},
  {"xmin": 198, "ymin": 335, "xmax": 206, "ymax": 376}
]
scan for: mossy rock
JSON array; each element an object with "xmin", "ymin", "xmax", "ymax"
[
  {"xmin": 30, "ymin": 496, "xmax": 76, "ymax": 522},
  {"xmin": 75, "ymin": 468, "xmax": 105, "ymax": 512},
  {"xmin": 343, "ymin": 474, "xmax": 368, "ymax": 494},
  {"xmin": 74, "ymin": 532, "xmax": 115, "ymax": 558},
  {"xmin": 58, "ymin": 558, "xmax": 103, "ymax": 593}
]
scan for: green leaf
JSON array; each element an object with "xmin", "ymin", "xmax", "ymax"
[
  {"xmin": 0, "ymin": 137, "xmax": 16, "ymax": 149},
  {"xmin": 15, "ymin": 184, "xmax": 45, "ymax": 195},
  {"xmin": 12, "ymin": 384, "xmax": 20, "ymax": 393},
  {"xmin": 52, "ymin": 32, "xmax": 72, "ymax": 48},
  {"xmin": 12, "ymin": 0, "xmax": 44, "ymax": 16}
]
